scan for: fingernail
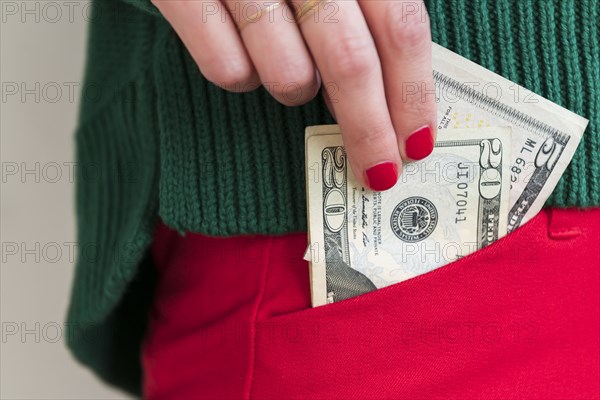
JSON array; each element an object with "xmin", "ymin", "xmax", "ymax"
[
  {"xmin": 405, "ymin": 125, "xmax": 434, "ymax": 161},
  {"xmin": 364, "ymin": 162, "xmax": 398, "ymax": 191}
]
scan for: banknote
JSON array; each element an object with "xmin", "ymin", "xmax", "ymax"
[
  {"xmin": 306, "ymin": 126, "xmax": 512, "ymax": 307},
  {"xmin": 431, "ymin": 43, "xmax": 588, "ymax": 231}
]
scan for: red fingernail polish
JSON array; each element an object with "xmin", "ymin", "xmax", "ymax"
[
  {"xmin": 364, "ymin": 162, "xmax": 398, "ymax": 191},
  {"xmin": 405, "ymin": 125, "xmax": 434, "ymax": 161}
]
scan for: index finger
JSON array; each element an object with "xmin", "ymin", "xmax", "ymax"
[
  {"xmin": 360, "ymin": 0, "xmax": 437, "ymax": 161},
  {"xmin": 293, "ymin": 0, "xmax": 402, "ymax": 191}
]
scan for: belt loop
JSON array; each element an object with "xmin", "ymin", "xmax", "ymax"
[{"xmin": 547, "ymin": 208, "xmax": 583, "ymax": 240}]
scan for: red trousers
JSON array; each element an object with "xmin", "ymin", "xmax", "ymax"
[{"xmin": 142, "ymin": 208, "xmax": 599, "ymax": 399}]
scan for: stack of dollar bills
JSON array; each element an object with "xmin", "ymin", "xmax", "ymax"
[{"xmin": 304, "ymin": 43, "xmax": 589, "ymax": 307}]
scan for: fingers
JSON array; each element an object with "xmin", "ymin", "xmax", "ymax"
[
  {"xmin": 151, "ymin": 0, "xmax": 260, "ymax": 92},
  {"xmin": 152, "ymin": 0, "xmax": 436, "ymax": 190},
  {"xmin": 153, "ymin": 0, "xmax": 320, "ymax": 105},
  {"xmin": 360, "ymin": 0, "xmax": 437, "ymax": 161},
  {"xmin": 293, "ymin": 0, "xmax": 402, "ymax": 190},
  {"xmin": 228, "ymin": 0, "xmax": 320, "ymax": 105}
]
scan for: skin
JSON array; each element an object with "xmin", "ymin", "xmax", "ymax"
[{"xmin": 151, "ymin": 0, "xmax": 437, "ymax": 189}]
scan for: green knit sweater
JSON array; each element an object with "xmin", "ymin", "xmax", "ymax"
[{"xmin": 66, "ymin": 0, "xmax": 599, "ymax": 395}]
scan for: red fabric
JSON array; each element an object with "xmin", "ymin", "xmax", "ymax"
[{"xmin": 142, "ymin": 208, "xmax": 600, "ymax": 399}]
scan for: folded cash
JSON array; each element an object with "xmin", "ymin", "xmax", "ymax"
[
  {"xmin": 431, "ymin": 43, "xmax": 588, "ymax": 231},
  {"xmin": 306, "ymin": 126, "xmax": 512, "ymax": 306},
  {"xmin": 305, "ymin": 43, "xmax": 589, "ymax": 307}
]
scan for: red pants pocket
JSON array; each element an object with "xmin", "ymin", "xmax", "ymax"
[{"xmin": 143, "ymin": 208, "xmax": 600, "ymax": 399}]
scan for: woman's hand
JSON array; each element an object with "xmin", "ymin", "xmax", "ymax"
[{"xmin": 151, "ymin": 0, "xmax": 437, "ymax": 191}]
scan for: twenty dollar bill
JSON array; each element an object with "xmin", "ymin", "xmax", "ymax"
[
  {"xmin": 431, "ymin": 43, "xmax": 588, "ymax": 231},
  {"xmin": 306, "ymin": 126, "xmax": 512, "ymax": 307}
]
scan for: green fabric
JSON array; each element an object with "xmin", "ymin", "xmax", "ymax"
[
  {"xmin": 66, "ymin": 0, "xmax": 600, "ymax": 394},
  {"xmin": 122, "ymin": 0, "xmax": 160, "ymax": 15}
]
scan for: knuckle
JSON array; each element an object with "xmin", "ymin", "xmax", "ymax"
[
  {"xmin": 267, "ymin": 59, "xmax": 317, "ymax": 105},
  {"xmin": 203, "ymin": 55, "xmax": 255, "ymax": 91},
  {"xmin": 273, "ymin": 63, "xmax": 314, "ymax": 91},
  {"xmin": 328, "ymin": 34, "xmax": 377, "ymax": 78},
  {"xmin": 386, "ymin": 1, "xmax": 431, "ymax": 51}
]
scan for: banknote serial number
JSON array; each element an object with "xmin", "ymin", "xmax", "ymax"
[{"xmin": 455, "ymin": 162, "xmax": 470, "ymax": 224}]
